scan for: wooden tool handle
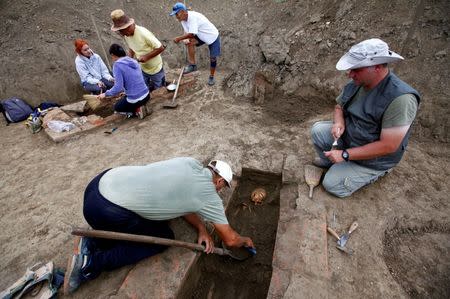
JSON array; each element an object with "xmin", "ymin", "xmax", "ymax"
[
  {"xmin": 348, "ymin": 221, "xmax": 358, "ymax": 234},
  {"xmin": 309, "ymin": 185, "xmax": 314, "ymax": 199},
  {"xmin": 72, "ymin": 228, "xmax": 227, "ymax": 256},
  {"xmin": 327, "ymin": 227, "xmax": 341, "ymax": 240},
  {"xmin": 172, "ymin": 68, "xmax": 184, "ymax": 102}
]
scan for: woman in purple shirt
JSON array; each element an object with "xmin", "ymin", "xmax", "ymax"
[{"xmin": 98, "ymin": 43, "xmax": 150, "ymax": 119}]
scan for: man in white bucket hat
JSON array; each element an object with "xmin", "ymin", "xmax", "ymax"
[
  {"xmin": 310, "ymin": 38, "xmax": 421, "ymax": 197},
  {"xmin": 64, "ymin": 157, "xmax": 254, "ymax": 294}
]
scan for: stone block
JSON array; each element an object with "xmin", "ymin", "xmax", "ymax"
[
  {"xmin": 282, "ymin": 154, "xmax": 305, "ymax": 183},
  {"xmin": 61, "ymin": 100, "xmax": 88, "ymax": 113},
  {"xmin": 44, "ymin": 126, "xmax": 82, "ymax": 143},
  {"xmin": 268, "ymin": 184, "xmax": 330, "ymax": 298}
]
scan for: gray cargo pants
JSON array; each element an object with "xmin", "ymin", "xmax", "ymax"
[{"xmin": 311, "ymin": 121, "xmax": 390, "ymax": 198}]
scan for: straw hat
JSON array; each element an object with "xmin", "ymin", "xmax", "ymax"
[{"xmin": 110, "ymin": 9, "xmax": 134, "ymax": 31}]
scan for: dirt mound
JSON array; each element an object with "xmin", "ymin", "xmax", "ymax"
[
  {"xmin": 1, "ymin": 0, "xmax": 449, "ymax": 141},
  {"xmin": 383, "ymin": 220, "xmax": 450, "ymax": 298}
]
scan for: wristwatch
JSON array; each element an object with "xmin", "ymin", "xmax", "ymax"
[{"xmin": 342, "ymin": 149, "xmax": 350, "ymax": 162}]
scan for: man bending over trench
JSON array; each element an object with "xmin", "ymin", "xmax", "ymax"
[
  {"xmin": 311, "ymin": 38, "xmax": 420, "ymax": 197},
  {"xmin": 64, "ymin": 157, "xmax": 255, "ymax": 294}
]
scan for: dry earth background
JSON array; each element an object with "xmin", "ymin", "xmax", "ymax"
[{"xmin": 0, "ymin": 0, "xmax": 449, "ymax": 298}]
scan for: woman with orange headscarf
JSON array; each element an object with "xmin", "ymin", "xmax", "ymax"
[{"xmin": 74, "ymin": 39, "xmax": 114, "ymax": 95}]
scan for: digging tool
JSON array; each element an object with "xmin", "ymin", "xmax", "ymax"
[
  {"xmin": 331, "ymin": 128, "xmax": 340, "ymax": 150},
  {"xmin": 304, "ymin": 165, "xmax": 323, "ymax": 199},
  {"xmin": 326, "ymin": 226, "xmax": 354, "ymax": 255},
  {"xmin": 163, "ymin": 68, "xmax": 184, "ymax": 109},
  {"xmin": 166, "ymin": 79, "xmax": 177, "ymax": 92},
  {"xmin": 337, "ymin": 221, "xmax": 358, "ymax": 248},
  {"xmin": 90, "ymin": 14, "xmax": 111, "ymax": 72},
  {"xmin": 72, "ymin": 228, "xmax": 256, "ymax": 261}
]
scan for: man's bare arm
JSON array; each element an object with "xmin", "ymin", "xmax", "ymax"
[
  {"xmin": 183, "ymin": 213, "xmax": 214, "ymax": 253},
  {"xmin": 324, "ymin": 125, "xmax": 410, "ymax": 163},
  {"xmin": 137, "ymin": 45, "xmax": 165, "ymax": 63},
  {"xmin": 213, "ymin": 223, "xmax": 254, "ymax": 248}
]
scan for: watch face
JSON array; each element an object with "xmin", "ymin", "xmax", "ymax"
[{"xmin": 343, "ymin": 150, "xmax": 349, "ymax": 159}]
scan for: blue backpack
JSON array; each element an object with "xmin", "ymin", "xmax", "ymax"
[{"xmin": 0, "ymin": 97, "xmax": 34, "ymax": 124}]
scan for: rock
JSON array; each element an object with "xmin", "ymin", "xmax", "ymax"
[
  {"xmin": 309, "ymin": 14, "xmax": 323, "ymax": 24},
  {"xmin": 61, "ymin": 101, "xmax": 88, "ymax": 113},
  {"xmin": 259, "ymin": 34, "xmax": 290, "ymax": 65},
  {"xmin": 434, "ymin": 50, "xmax": 447, "ymax": 59},
  {"xmin": 42, "ymin": 108, "xmax": 72, "ymax": 128}
]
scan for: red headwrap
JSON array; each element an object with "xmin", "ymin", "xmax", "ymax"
[{"xmin": 74, "ymin": 39, "xmax": 88, "ymax": 55}]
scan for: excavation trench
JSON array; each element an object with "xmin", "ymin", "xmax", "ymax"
[{"xmin": 176, "ymin": 168, "xmax": 282, "ymax": 299}]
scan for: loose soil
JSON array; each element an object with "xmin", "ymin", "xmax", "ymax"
[
  {"xmin": 383, "ymin": 220, "xmax": 450, "ymax": 298},
  {"xmin": 177, "ymin": 169, "xmax": 281, "ymax": 299}
]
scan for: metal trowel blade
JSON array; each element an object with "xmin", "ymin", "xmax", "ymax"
[
  {"xmin": 337, "ymin": 233, "xmax": 349, "ymax": 247},
  {"xmin": 336, "ymin": 245, "xmax": 353, "ymax": 255}
]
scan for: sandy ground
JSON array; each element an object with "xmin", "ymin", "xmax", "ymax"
[{"xmin": 1, "ymin": 71, "xmax": 449, "ymax": 298}]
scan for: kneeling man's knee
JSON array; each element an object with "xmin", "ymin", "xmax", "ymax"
[{"xmin": 322, "ymin": 173, "xmax": 352, "ymax": 198}]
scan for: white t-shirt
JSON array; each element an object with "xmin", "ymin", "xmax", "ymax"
[{"xmin": 181, "ymin": 11, "xmax": 219, "ymax": 45}]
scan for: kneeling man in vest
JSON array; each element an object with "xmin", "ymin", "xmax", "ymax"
[{"xmin": 311, "ymin": 38, "xmax": 420, "ymax": 197}]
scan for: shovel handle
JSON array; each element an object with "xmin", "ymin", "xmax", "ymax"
[
  {"xmin": 172, "ymin": 68, "xmax": 184, "ymax": 102},
  {"xmin": 71, "ymin": 228, "xmax": 228, "ymax": 256},
  {"xmin": 327, "ymin": 227, "xmax": 341, "ymax": 240},
  {"xmin": 348, "ymin": 221, "xmax": 358, "ymax": 234}
]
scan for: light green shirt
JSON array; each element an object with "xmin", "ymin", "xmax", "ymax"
[
  {"xmin": 124, "ymin": 25, "xmax": 163, "ymax": 75},
  {"xmin": 98, "ymin": 157, "xmax": 228, "ymax": 224},
  {"xmin": 337, "ymin": 90, "xmax": 418, "ymax": 128}
]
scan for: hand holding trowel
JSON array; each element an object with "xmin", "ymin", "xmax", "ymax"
[{"xmin": 331, "ymin": 128, "xmax": 341, "ymax": 150}]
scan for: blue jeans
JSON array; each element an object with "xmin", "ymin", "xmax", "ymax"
[
  {"xmin": 82, "ymin": 169, "xmax": 174, "ymax": 275},
  {"xmin": 142, "ymin": 67, "xmax": 166, "ymax": 92},
  {"xmin": 114, "ymin": 93, "xmax": 150, "ymax": 114},
  {"xmin": 82, "ymin": 78, "xmax": 114, "ymax": 95},
  {"xmin": 311, "ymin": 121, "xmax": 390, "ymax": 197}
]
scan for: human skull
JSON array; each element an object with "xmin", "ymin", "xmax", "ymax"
[{"xmin": 251, "ymin": 188, "xmax": 267, "ymax": 205}]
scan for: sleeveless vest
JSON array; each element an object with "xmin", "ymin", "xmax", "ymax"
[{"xmin": 341, "ymin": 72, "xmax": 421, "ymax": 170}]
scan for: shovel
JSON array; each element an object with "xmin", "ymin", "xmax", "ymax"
[
  {"xmin": 304, "ymin": 165, "xmax": 323, "ymax": 199},
  {"xmin": 72, "ymin": 228, "xmax": 256, "ymax": 261},
  {"xmin": 163, "ymin": 68, "xmax": 184, "ymax": 109}
]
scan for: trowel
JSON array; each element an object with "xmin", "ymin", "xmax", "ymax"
[
  {"xmin": 337, "ymin": 221, "xmax": 358, "ymax": 248},
  {"xmin": 326, "ymin": 225, "xmax": 356, "ymax": 255}
]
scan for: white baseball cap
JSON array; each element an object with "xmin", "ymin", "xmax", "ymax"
[
  {"xmin": 336, "ymin": 38, "xmax": 404, "ymax": 71},
  {"xmin": 208, "ymin": 160, "xmax": 233, "ymax": 188}
]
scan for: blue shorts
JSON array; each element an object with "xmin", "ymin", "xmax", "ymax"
[{"xmin": 195, "ymin": 35, "xmax": 221, "ymax": 58}]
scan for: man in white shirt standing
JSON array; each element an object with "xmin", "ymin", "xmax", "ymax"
[{"xmin": 170, "ymin": 2, "xmax": 221, "ymax": 86}]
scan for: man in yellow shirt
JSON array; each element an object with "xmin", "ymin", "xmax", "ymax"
[{"xmin": 110, "ymin": 9, "xmax": 166, "ymax": 92}]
